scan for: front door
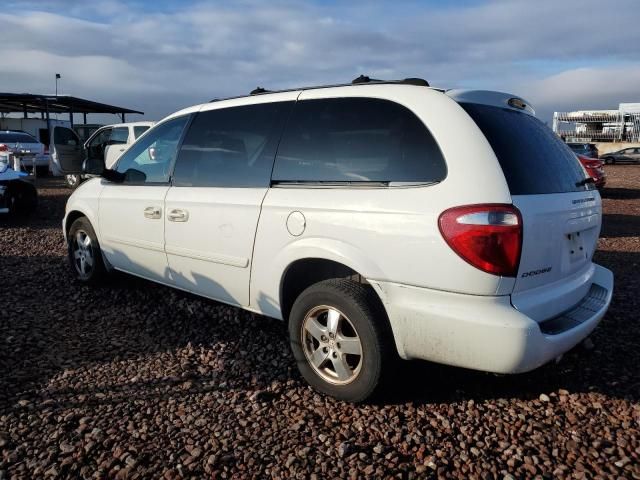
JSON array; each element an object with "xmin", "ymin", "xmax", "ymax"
[
  {"xmin": 84, "ymin": 126, "xmax": 112, "ymax": 171},
  {"xmin": 52, "ymin": 126, "xmax": 83, "ymax": 174},
  {"xmin": 98, "ymin": 116, "xmax": 190, "ymax": 283},
  {"xmin": 164, "ymin": 98, "xmax": 294, "ymax": 307}
]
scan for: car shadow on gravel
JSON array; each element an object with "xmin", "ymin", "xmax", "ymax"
[
  {"xmin": 600, "ymin": 187, "xmax": 640, "ymax": 200},
  {"xmin": 601, "ymin": 213, "xmax": 640, "ymax": 238},
  {"xmin": 0, "ymin": 254, "xmax": 294, "ymax": 410}
]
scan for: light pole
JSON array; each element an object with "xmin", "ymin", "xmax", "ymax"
[{"xmin": 55, "ymin": 73, "xmax": 61, "ymax": 96}]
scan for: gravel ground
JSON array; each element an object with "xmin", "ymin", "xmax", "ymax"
[{"xmin": 1, "ymin": 167, "xmax": 639, "ymax": 479}]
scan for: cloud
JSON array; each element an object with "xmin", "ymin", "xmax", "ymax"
[
  {"xmin": 1, "ymin": 0, "xmax": 639, "ymax": 122},
  {"xmin": 522, "ymin": 65, "xmax": 640, "ymax": 120}
]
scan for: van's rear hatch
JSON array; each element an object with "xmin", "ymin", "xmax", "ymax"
[{"xmin": 458, "ymin": 99, "xmax": 601, "ymax": 322}]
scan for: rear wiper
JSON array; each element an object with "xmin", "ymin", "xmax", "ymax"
[{"xmin": 576, "ymin": 177, "xmax": 595, "ymax": 187}]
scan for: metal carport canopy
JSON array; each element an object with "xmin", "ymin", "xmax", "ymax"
[{"xmin": 0, "ymin": 92, "xmax": 143, "ymax": 122}]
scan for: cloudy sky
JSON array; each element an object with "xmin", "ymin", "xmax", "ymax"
[{"xmin": 2, "ymin": 0, "xmax": 639, "ymax": 123}]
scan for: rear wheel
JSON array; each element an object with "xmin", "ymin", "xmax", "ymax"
[
  {"xmin": 67, "ymin": 217, "xmax": 106, "ymax": 284},
  {"xmin": 288, "ymin": 279, "xmax": 391, "ymax": 402}
]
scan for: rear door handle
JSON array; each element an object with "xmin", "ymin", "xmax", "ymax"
[
  {"xmin": 167, "ymin": 208, "xmax": 189, "ymax": 222},
  {"xmin": 144, "ymin": 206, "xmax": 161, "ymax": 219}
]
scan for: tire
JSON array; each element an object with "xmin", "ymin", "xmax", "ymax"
[
  {"xmin": 67, "ymin": 217, "xmax": 106, "ymax": 284},
  {"xmin": 288, "ymin": 279, "xmax": 392, "ymax": 402},
  {"xmin": 604, "ymin": 157, "xmax": 614, "ymax": 165},
  {"xmin": 65, "ymin": 174, "xmax": 82, "ymax": 189},
  {"xmin": 5, "ymin": 182, "xmax": 37, "ymax": 216},
  {"xmin": 4, "ymin": 185, "xmax": 18, "ymax": 216}
]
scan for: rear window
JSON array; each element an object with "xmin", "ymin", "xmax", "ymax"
[
  {"xmin": 0, "ymin": 132, "xmax": 38, "ymax": 143},
  {"xmin": 461, "ymin": 103, "xmax": 593, "ymax": 194},
  {"xmin": 272, "ymin": 98, "xmax": 446, "ymax": 184}
]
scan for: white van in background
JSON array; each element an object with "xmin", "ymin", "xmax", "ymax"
[{"xmin": 63, "ymin": 121, "xmax": 155, "ymax": 188}]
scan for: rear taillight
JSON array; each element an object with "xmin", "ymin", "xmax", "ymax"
[
  {"xmin": 439, "ymin": 204, "xmax": 522, "ymax": 277},
  {"xmin": 0, "ymin": 144, "xmax": 7, "ymax": 152}
]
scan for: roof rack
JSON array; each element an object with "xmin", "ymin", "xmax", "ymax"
[
  {"xmin": 351, "ymin": 75, "xmax": 429, "ymax": 87},
  {"xmin": 250, "ymin": 87, "xmax": 270, "ymax": 95},
  {"xmin": 208, "ymin": 76, "xmax": 435, "ymax": 103}
]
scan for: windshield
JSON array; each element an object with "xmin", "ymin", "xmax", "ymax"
[{"xmin": 461, "ymin": 103, "xmax": 593, "ymax": 195}]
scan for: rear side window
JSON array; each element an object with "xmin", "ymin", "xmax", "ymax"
[
  {"xmin": 134, "ymin": 126, "xmax": 150, "ymax": 139},
  {"xmin": 272, "ymin": 98, "xmax": 446, "ymax": 184},
  {"xmin": 109, "ymin": 127, "xmax": 129, "ymax": 145},
  {"xmin": 0, "ymin": 132, "xmax": 38, "ymax": 143},
  {"xmin": 173, "ymin": 101, "xmax": 293, "ymax": 187},
  {"xmin": 461, "ymin": 103, "xmax": 593, "ymax": 194}
]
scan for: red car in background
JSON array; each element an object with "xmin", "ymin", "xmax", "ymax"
[{"xmin": 577, "ymin": 154, "xmax": 606, "ymax": 188}]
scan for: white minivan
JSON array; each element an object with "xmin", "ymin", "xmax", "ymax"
[{"xmin": 63, "ymin": 78, "xmax": 613, "ymax": 401}]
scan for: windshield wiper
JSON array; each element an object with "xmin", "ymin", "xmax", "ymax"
[{"xmin": 576, "ymin": 177, "xmax": 595, "ymax": 187}]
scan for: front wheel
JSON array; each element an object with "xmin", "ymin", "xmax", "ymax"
[
  {"xmin": 65, "ymin": 174, "xmax": 82, "ymax": 189},
  {"xmin": 67, "ymin": 217, "xmax": 106, "ymax": 284},
  {"xmin": 604, "ymin": 157, "xmax": 614, "ymax": 165},
  {"xmin": 288, "ymin": 279, "xmax": 391, "ymax": 402}
]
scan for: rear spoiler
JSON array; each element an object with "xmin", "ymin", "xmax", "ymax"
[{"xmin": 446, "ymin": 90, "xmax": 536, "ymax": 116}]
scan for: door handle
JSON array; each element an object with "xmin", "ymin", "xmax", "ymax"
[
  {"xmin": 144, "ymin": 206, "xmax": 161, "ymax": 219},
  {"xmin": 167, "ymin": 208, "xmax": 189, "ymax": 222}
]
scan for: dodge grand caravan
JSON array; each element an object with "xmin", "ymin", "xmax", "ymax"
[{"xmin": 63, "ymin": 78, "xmax": 613, "ymax": 402}]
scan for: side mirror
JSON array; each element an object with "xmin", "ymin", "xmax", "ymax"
[{"xmin": 83, "ymin": 156, "xmax": 104, "ymax": 175}]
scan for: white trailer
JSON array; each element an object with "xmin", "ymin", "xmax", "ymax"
[{"xmin": 0, "ymin": 117, "xmax": 71, "ymax": 145}]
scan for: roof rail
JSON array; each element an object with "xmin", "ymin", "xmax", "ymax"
[
  {"xmin": 351, "ymin": 75, "xmax": 429, "ymax": 87},
  {"xmin": 224, "ymin": 76, "xmax": 434, "ymax": 101},
  {"xmin": 250, "ymin": 87, "xmax": 270, "ymax": 95}
]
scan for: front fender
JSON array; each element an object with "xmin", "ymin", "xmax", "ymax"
[{"xmin": 63, "ymin": 178, "xmax": 104, "ymax": 242}]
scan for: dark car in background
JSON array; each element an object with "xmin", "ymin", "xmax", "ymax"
[
  {"xmin": 0, "ymin": 162, "xmax": 38, "ymax": 215},
  {"xmin": 600, "ymin": 147, "xmax": 640, "ymax": 165},
  {"xmin": 567, "ymin": 142, "xmax": 599, "ymax": 159}
]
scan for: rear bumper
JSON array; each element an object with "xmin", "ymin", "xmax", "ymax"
[{"xmin": 370, "ymin": 263, "xmax": 613, "ymax": 373}]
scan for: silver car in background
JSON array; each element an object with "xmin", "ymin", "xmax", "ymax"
[
  {"xmin": 601, "ymin": 147, "xmax": 640, "ymax": 164},
  {"xmin": 0, "ymin": 130, "xmax": 49, "ymax": 171}
]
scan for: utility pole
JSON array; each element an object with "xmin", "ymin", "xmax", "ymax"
[{"xmin": 55, "ymin": 73, "xmax": 61, "ymax": 96}]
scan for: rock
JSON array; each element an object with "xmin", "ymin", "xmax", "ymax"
[
  {"xmin": 59, "ymin": 441, "xmax": 75, "ymax": 454},
  {"xmin": 539, "ymin": 393, "xmax": 550, "ymax": 402},
  {"xmin": 337, "ymin": 442, "xmax": 351, "ymax": 457}
]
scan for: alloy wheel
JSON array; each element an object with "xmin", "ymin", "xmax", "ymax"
[
  {"xmin": 301, "ymin": 305, "xmax": 363, "ymax": 385},
  {"xmin": 72, "ymin": 230, "xmax": 94, "ymax": 277}
]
